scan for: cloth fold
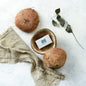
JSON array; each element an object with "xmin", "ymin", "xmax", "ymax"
[{"xmin": 0, "ymin": 27, "xmax": 65, "ymax": 86}]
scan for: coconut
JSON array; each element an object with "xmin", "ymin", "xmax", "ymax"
[{"xmin": 43, "ymin": 48, "xmax": 67, "ymax": 69}]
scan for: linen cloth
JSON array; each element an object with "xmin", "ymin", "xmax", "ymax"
[{"xmin": 0, "ymin": 27, "xmax": 65, "ymax": 86}]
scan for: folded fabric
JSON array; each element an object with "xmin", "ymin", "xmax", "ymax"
[{"xmin": 0, "ymin": 27, "xmax": 65, "ymax": 86}]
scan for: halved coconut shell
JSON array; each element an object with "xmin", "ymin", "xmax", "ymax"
[{"xmin": 31, "ymin": 28, "xmax": 57, "ymax": 54}]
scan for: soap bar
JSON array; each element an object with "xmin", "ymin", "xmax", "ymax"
[{"xmin": 35, "ymin": 35, "xmax": 52, "ymax": 49}]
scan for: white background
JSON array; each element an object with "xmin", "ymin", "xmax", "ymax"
[{"xmin": 0, "ymin": 0, "xmax": 86, "ymax": 86}]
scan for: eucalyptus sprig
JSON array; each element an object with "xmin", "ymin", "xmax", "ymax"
[{"xmin": 52, "ymin": 8, "xmax": 84, "ymax": 49}]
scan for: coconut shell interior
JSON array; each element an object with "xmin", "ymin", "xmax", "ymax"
[{"xmin": 31, "ymin": 28, "xmax": 57, "ymax": 54}]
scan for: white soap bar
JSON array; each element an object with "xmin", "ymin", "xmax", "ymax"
[{"xmin": 35, "ymin": 35, "xmax": 52, "ymax": 49}]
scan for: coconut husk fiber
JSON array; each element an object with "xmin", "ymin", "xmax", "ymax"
[{"xmin": 0, "ymin": 27, "xmax": 65, "ymax": 86}]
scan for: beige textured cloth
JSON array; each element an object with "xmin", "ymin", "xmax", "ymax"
[{"xmin": 0, "ymin": 27, "xmax": 65, "ymax": 86}]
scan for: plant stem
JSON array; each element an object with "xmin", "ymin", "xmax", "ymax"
[{"xmin": 72, "ymin": 32, "xmax": 84, "ymax": 49}]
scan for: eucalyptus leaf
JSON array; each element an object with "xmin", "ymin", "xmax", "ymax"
[
  {"xmin": 66, "ymin": 25, "xmax": 72, "ymax": 33},
  {"xmin": 56, "ymin": 15, "xmax": 61, "ymax": 21},
  {"xmin": 52, "ymin": 20, "xmax": 58, "ymax": 27},
  {"xmin": 56, "ymin": 15, "xmax": 65, "ymax": 27},
  {"xmin": 55, "ymin": 8, "xmax": 60, "ymax": 15},
  {"xmin": 60, "ymin": 18, "xmax": 65, "ymax": 27}
]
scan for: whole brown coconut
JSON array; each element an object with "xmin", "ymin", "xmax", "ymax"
[
  {"xmin": 15, "ymin": 8, "xmax": 39, "ymax": 32},
  {"xmin": 43, "ymin": 48, "xmax": 67, "ymax": 69}
]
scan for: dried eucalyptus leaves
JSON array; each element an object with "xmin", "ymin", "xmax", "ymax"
[{"xmin": 52, "ymin": 8, "xmax": 84, "ymax": 49}]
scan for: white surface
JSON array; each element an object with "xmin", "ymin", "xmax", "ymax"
[
  {"xmin": 35, "ymin": 34, "xmax": 52, "ymax": 49},
  {"xmin": 0, "ymin": 0, "xmax": 86, "ymax": 86}
]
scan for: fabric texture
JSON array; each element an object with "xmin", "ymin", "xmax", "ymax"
[{"xmin": 0, "ymin": 27, "xmax": 65, "ymax": 86}]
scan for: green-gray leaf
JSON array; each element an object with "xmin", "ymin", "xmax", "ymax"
[
  {"xmin": 56, "ymin": 15, "xmax": 65, "ymax": 27},
  {"xmin": 55, "ymin": 8, "xmax": 60, "ymax": 15},
  {"xmin": 66, "ymin": 25, "xmax": 72, "ymax": 33},
  {"xmin": 52, "ymin": 20, "xmax": 58, "ymax": 27},
  {"xmin": 56, "ymin": 15, "xmax": 61, "ymax": 21},
  {"xmin": 60, "ymin": 18, "xmax": 65, "ymax": 27}
]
